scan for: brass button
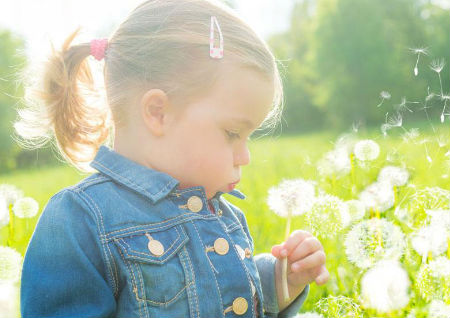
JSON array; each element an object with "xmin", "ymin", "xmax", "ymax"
[
  {"xmin": 217, "ymin": 209, "xmax": 223, "ymax": 216},
  {"xmin": 245, "ymin": 247, "xmax": 252, "ymax": 258},
  {"xmin": 187, "ymin": 196, "xmax": 203, "ymax": 213},
  {"xmin": 214, "ymin": 238, "xmax": 229, "ymax": 255},
  {"xmin": 148, "ymin": 239, "xmax": 164, "ymax": 256},
  {"xmin": 232, "ymin": 297, "xmax": 248, "ymax": 315},
  {"xmin": 235, "ymin": 244, "xmax": 245, "ymax": 260}
]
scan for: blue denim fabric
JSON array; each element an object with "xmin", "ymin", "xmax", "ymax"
[{"xmin": 21, "ymin": 145, "xmax": 309, "ymax": 318}]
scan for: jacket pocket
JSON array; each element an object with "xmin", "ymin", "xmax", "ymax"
[{"xmin": 113, "ymin": 224, "xmax": 192, "ymax": 306}]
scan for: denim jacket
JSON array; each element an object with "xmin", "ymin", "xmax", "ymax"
[{"xmin": 21, "ymin": 145, "xmax": 309, "ymax": 318}]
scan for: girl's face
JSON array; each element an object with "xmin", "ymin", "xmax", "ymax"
[{"xmin": 161, "ymin": 66, "xmax": 274, "ymax": 199}]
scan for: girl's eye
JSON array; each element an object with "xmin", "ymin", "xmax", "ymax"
[{"xmin": 225, "ymin": 130, "xmax": 241, "ymax": 140}]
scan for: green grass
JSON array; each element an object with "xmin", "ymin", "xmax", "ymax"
[{"xmin": 2, "ymin": 123, "xmax": 450, "ymax": 317}]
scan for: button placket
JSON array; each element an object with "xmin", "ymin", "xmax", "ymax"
[{"xmin": 145, "ymin": 233, "xmax": 165, "ymax": 256}]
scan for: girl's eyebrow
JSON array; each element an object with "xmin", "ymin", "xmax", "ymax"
[{"xmin": 228, "ymin": 117, "xmax": 255, "ymax": 129}]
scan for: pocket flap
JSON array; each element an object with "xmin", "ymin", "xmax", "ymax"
[{"xmin": 114, "ymin": 224, "xmax": 189, "ymax": 264}]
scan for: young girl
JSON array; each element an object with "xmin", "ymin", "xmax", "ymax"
[{"xmin": 17, "ymin": 0, "xmax": 329, "ymax": 317}]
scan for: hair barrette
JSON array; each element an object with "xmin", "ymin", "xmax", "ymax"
[{"xmin": 209, "ymin": 16, "xmax": 224, "ymax": 59}]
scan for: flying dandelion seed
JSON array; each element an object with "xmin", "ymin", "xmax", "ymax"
[
  {"xmin": 354, "ymin": 139, "xmax": 380, "ymax": 161},
  {"xmin": 305, "ymin": 193, "xmax": 351, "ymax": 239},
  {"xmin": 440, "ymin": 94, "xmax": 449, "ymax": 123},
  {"xmin": 358, "ymin": 181, "xmax": 395, "ymax": 213},
  {"xmin": 360, "ymin": 260, "xmax": 411, "ymax": 313},
  {"xmin": 12, "ymin": 197, "xmax": 39, "ymax": 218},
  {"xmin": 344, "ymin": 218, "xmax": 406, "ymax": 269},
  {"xmin": 411, "ymin": 225, "xmax": 448, "ymax": 263},
  {"xmin": 378, "ymin": 166, "xmax": 409, "ymax": 186},
  {"xmin": 428, "ymin": 299, "xmax": 450, "ymax": 318},
  {"xmin": 316, "ymin": 295, "xmax": 364, "ymax": 318},
  {"xmin": 0, "ymin": 246, "xmax": 23, "ymax": 283},
  {"xmin": 377, "ymin": 91, "xmax": 391, "ymax": 107},
  {"xmin": 409, "ymin": 47, "xmax": 429, "ymax": 76},
  {"xmin": 430, "ymin": 58, "xmax": 445, "ymax": 97},
  {"xmin": 416, "ymin": 261, "xmax": 450, "ymax": 303},
  {"xmin": 395, "ymin": 97, "xmax": 417, "ymax": 114}
]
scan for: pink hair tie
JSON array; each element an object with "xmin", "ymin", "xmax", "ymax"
[{"xmin": 90, "ymin": 38, "xmax": 108, "ymax": 61}]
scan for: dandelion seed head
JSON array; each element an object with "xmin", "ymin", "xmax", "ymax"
[
  {"xmin": 394, "ymin": 206, "xmax": 408, "ymax": 222},
  {"xmin": 0, "ymin": 184, "xmax": 24, "ymax": 207},
  {"xmin": 428, "ymin": 300, "xmax": 450, "ymax": 318},
  {"xmin": 344, "ymin": 218, "xmax": 406, "ymax": 269},
  {"xmin": 416, "ymin": 262, "xmax": 450, "ymax": 303},
  {"xmin": 267, "ymin": 178, "xmax": 316, "ymax": 217},
  {"xmin": 428, "ymin": 256, "xmax": 450, "ymax": 278},
  {"xmin": 359, "ymin": 181, "xmax": 395, "ymax": 213},
  {"xmin": 316, "ymin": 295, "xmax": 363, "ymax": 318},
  {"xmin": 294, "ymin": 312, "xmax": 325, "ymax": 318},
  {"xmin": 305, "ymin": 193, "xmax": 350, "ymax": 239},
  {"xmin": 0, "ymin": 246, "xmax": 23, "ymax": 283},
  {"xmin": 317, "ymin": 149, "xmax": 351, "ymax": 178},
  {"xmin": 354, "ymin": 140, "xmax": 380, "ymax": 161},
  {"xmin": 360, "ymin": 260, "xmax": 411, "ymax": 313},
  {"xmin": 378, "ymin": 166, "xmax": 409, "ymax": 186},
  {"xmin": 334, "ymin": 133, "xmax": 358, "ymax": 155},
  {"xmin": 408, "ymin": 187, "xmax": 450, "ymax": 227},
  {"xmin": 430, "ymin": 58, "xmax": 445, "ymax": 73},
  {"xmin": 427, "ymin": 209, "xmax": 450, "ymax": 236},
  {"xmin": 411, "ymin": 225, "xmax": 448, "ymax": 259},
  {"xmin": 409, "ymin": 47, "xmax": 429, "ymax": 55},
  {"xmin": 0, "ymin": 196, "xmax": 9, "ymax": 227},
  {"xmin": 12, "ymin": 197, "xmax": 39, "ymax": 218}
]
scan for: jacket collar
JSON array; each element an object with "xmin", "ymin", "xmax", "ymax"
[{"xmin": 90, "ymin": 145, "xmax": 246, "ymax": 204}]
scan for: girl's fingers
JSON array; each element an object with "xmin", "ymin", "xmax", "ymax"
[
  {"xmin": 288, "ymin": 236, "xmax": 323, "ymax": 263},
  {"xmin": 291, "ymin": 250, "xmax": 326, "ymax": 272},
  {"xmin": 280, "ymin": 230, "xmax": 313, "ymax": 256},
  {"xmin": 315, "ymin": 266, "xmax": 330, "ymax": 285}
]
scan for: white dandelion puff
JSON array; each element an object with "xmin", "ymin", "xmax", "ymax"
[
  {"xmin": 416, "ymin": 262, "xmax": 450, "ymax": 303},
  {"xmin": 267, "ymin": 179, "xmax": 316, "ymax": 218},
  {"xmin": 359, "ymin": 181, "xmax": 395, "ymax": 213},
  {"xmin": 411, "ymin": 225, "xmax": 448, "ymax": 263},
  {"xmin": 354, "ymin": 139, "xmax": 380, "ymax": 161},
  {"xmin": 377, "ymin": 91, "xmax": 391, "ymax": 107},
  {"xmin": 430, "ymin": 58, "xmax": 445, "ymax": 74},
  {"xmin": 428, "ymin": 256, "xmax": 450, "ymax": 278},
  {"xmin": 316, "ymin": 295, "xmax": 363, "ymax": 318},
  {"xmin": 0, "ymin": 184, "xmax": 24, "ymax": 208},
  {"xmin": 427, "ymin": 209, "xmax": 450, "ymax": 236},
  {"xmin": 378, "ymin": 166, "xmax": 409, "ymax": 186},
  {"xmin": 360, "ymin": 260, "xmax": 411, "ymax": 313},
  {"xmin": 317, "ymin": 148, "xmax": 351, "ymax": 178},
  {"xmin": 12, "ymin": 197, "xmax": 39, "ymax": 218},
  {"xmin": 334, "ymin": 133, "xmax": 359, "ymax": 155},
  {"xmin": 305, "ymin": 193, "xmax": 351, "ymax": 239},
  {"xmin": 408, "ymin": 187, "xmax": 450, "ymax": 228},
  {"xmin": 0, "ymin": 196, "xmax": 9, "ymax": 227},
  {"xmin": 409, "ymin": 46, "xmax": 429, "ymax": 76},
  {"xmin": 0, "ymin": 246, "xmax": 23, "ymax": 283},
  {"xmin": 429, "ymin": 300, "xmax": 450, "ymax": 318},
  {"xmin": 344, "ymin": 218, "xmax": 406, "ymax": 269},
  {"xmin": 294, "ymin": 312, "xmax": 325, "ymax": 318}
]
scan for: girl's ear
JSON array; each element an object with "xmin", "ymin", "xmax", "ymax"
[{"xmin": 140, "ymin": 88, "xmax": 171, "ymax": 137}]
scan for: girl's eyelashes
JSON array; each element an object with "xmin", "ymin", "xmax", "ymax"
[{"xmin": 225, "ymin": 130, "xmax": 241, "ymax": 140}]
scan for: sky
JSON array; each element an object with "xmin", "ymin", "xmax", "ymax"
[{"xmin": 0, "ymin": 0, "xmax": 296, "ymax": 61}]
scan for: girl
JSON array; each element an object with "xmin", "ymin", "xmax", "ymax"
[{"xmin": 16, "ymin": 0, "xmax": 329, "ymax": 317}]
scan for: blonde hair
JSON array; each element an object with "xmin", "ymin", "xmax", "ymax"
[{"xmin": 14, "ymin": 0, "xmax": 285, "ymax": 173}]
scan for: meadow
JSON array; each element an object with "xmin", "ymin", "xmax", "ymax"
[{"xmin": 1, "ymin": 121, "xmax": 450, "ymax": 318}]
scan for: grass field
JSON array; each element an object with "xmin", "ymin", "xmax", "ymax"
[{"xmin": 1, "ymin": 123, "xmax": 450, "ymax": 317}]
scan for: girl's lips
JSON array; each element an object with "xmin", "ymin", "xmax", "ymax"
[{"xmin": 228, "ymin": 179, "xmax": 240, "ymax": 191}]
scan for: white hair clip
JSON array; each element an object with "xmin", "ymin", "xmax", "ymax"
[{"xmin": 209, "ymin": 16, "xmax": 224, "ymax": 59}]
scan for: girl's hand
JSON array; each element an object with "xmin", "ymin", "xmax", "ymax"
[{"xmin": 271, "ymin": 230, "xmax": 329, "ymax": 288}]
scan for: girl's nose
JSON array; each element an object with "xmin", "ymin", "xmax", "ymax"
[{"xmin": 234, "ymin": 144, "xmax": 250, "ymax": 166}]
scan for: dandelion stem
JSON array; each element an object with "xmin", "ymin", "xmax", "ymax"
[
  {"xmin": 282, "ymin": 209, "xmax": 291, "ymax": 302},
  {"xmin": 438, "ymin": 73, "xmax": 443, "ymax": 97}
]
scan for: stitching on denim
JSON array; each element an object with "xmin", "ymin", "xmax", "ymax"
[
  {"xmin": 191, "ymin": 221, "xmax": 225, "ymax": 317},
  {"xmin": 183, "ymin": 245, "xmax": 200, "ymax": 318},
  {"xmin": 75, "ymin": 189, "xmax": 119, "ymax": 297},
  {"xmin": 117, "ymin": 243, "xmax": 143, "ymax": 318},
  {"xmin": 70, "ymin": 176, "xmax": 108, "ymax": 191},
  {"xmin": 120, "ymin": 227, "xmax": 181, "ymax": 260},
  {"xmin": 116, "ymin": 229, "xmax": 188, "ymax": 264},
  {"xmin": 94, "ymin": 161, "xmax": 177, "ymax": 198},
  {"xmin": 178, "ymin": 245, "xmax": 198, "ymax": 318},
  {"xmin": 106, "ymin": 214, "xmax": 214, "ymax": 239}
]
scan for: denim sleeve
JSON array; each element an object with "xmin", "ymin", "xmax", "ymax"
[
  {"xmin": 20, "ymin": 189, "xmax": 117, "ymax": 318},
  {"xmin": 229, "ymin": 202, "xmax": 309, "ymax": 317}
]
